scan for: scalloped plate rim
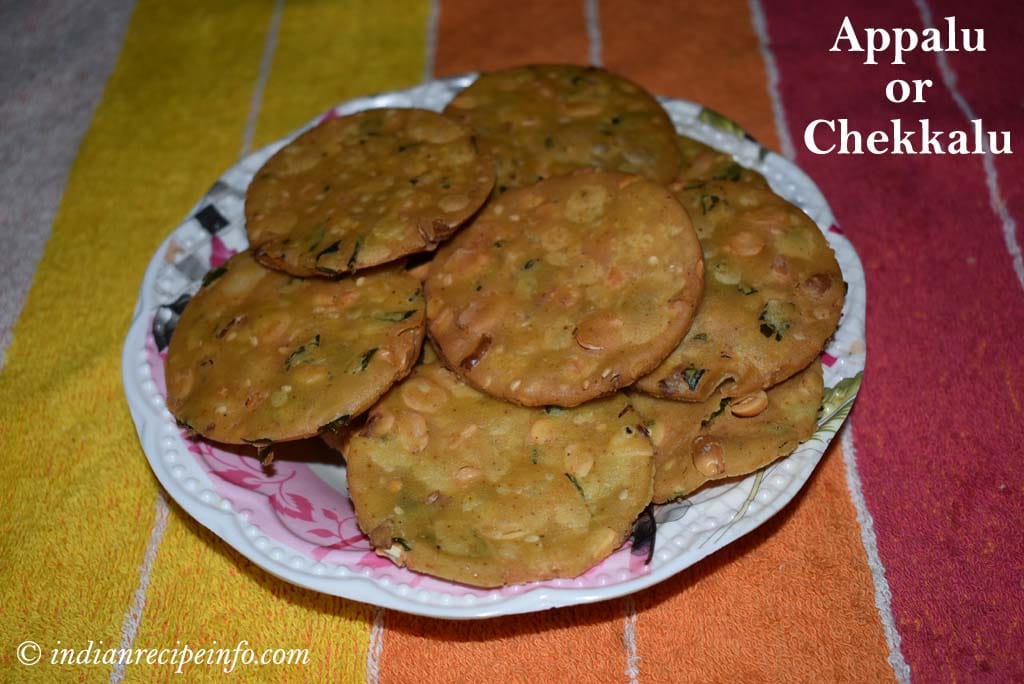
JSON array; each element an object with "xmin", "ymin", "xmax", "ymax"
[{"xmin": 122, "ymin": 74, "xmax": 865, "ymax": 619}]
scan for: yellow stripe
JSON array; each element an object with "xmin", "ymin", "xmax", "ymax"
[
  {"xmin": 124, "ymin": 514, "xmax": 377, "ymax": 683},
  {"xmin": 126, "ymin": 2, "xmax": 430, "ymax": 682},
  {"xmin": 0, "ymin": 0, "xmax": 272, "ymax": 680},
  {"xmin": 252, "ymin": 0, "xmax": 433, "ymax": 149}
]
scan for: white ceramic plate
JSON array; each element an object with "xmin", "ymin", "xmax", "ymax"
[{"xmin": 123, "ymin": 74, "xmax": 865, "ymax": 619}]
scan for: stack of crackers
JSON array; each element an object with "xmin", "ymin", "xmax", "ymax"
[{"xmin": 164, "ymin": 65, "xmax": 844, "ymax": 587}]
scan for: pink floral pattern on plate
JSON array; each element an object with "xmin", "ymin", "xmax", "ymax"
[
  {"xmin": 146, "ymin": 331, "xmax": 649, "ymax": 596},
  {"xmin": 125, "ymin": 77, "xmax": 864, "ymax": 616}
]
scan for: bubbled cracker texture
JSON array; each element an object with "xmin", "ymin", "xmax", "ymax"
[
  {"xmin": 638, "ymin": 179, "xmax": 844, "ymax": 401},
  {"xmin": 444, "ymin": 64, "xmax": 681, "ymax": 191},
  {"xmin": 633, "ymin": 362, "xmax": 823, "ymax": 502},
  {"xmin": 165, "ymin": 251, "xmax": 425, "ymax": 443},
  {"xmin": 246, "ymin": 108, "xmax": 494, "ymax": 277},
  {"xmin": 426, "ymin": 171, "xmax": 704, "ymax": 407},
  {"xmin": 345, "ymin": 362, "xmax": 654, "ymax": 587}
]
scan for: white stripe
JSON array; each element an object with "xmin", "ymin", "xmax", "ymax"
[
  {"xmin": 746, "ymin": 0, "xmax": 796, "ymax": 160},
  {"xmin": 747, "ymin": 3, "xmax": 912, "ymax": 678},
  {"xmin": 110, "ymin": 492, "xmax": 170, "ymax": 683},
  {"xmin": 240, "ymin": 0, "xmax": 286, "ymax": 157},
  {"xmin": 362, "ymin": 10, "xmax": 443, "ymax": 684},
  {"xmin": 361, "ymin": 9, "xmax": 442, "ymax": 680},
  {"xmin": 913, "ymin": 0, "xmax": 1024, "ymax": 291},
  {"xmin": 840, "ymin": 427, "xmax": 912, "ymax": 683},
  {"xmin": 623, "ymin": 598, "xmax": 639, "ymax": 683},
  {"xmin": 980, "ymin": 154, "xmax": 1024, "ymax": 289},
  {"xmin": 591, "ymin": 4, "xmax": 635, "ymax": 674},
  {"xmin": 423, "ymin": 0, "xmax": 440, "ymax": 82},
  {"xmin": 365, "ymin": 607, "xmax": 386, "ymax": 684},
  {"xmin": 114, "ymin": 6, "xmax": 287, "ymax": 677},
  {"xmin": 584, "ymin": 0, "xmax": 603, "ymax": 68}
]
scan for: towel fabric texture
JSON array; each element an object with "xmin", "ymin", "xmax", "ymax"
[{"xmin": 0, "ymin": 0, "xmax": 1020, "ymax": 681}]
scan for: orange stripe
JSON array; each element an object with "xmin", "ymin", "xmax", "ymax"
[
  {"xmin": 379, "ymin": 2, "xmax": 630, "ymax": 681},
  {"xmin": 634, "ymin": 444, "xmax": 895, "ymax": 681},
  {"xmin": 601, "ymin": 0, "xmax": 780, "ymax": 150},
  {"xmin": 433, "ymin": 0, "xmax": 588, "ymax": 76},
  {"xmin": 381, "ymin": 602, "xmax": 630, "ymax": 683}
]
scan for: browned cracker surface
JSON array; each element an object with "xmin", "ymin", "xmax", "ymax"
[
  {"xmin": 676, "ymin": 135, "xmax": 769, "ymax": 188},
  {"xmin": 246, "ymin": 108, "xmax": 495, "ymax": 277},
  {"xmin": 344, "ymin": 361, "xmax": 654, "ymax": 587},
  {"xmin": 426, "ymin": 171, "xmax": 704, "ymax": 407},
  {"xmin": 444, "ymin": 64, "xmax": 680, "ymax": 193},
  {"xmin": 633, "ymin": 361, "xmax": 823, "ymax": 503},
  {"xmin": 637, "ymin": 179, "xmax": 843, "ymax": 401},
  {"xmin": 165, "ymin": 251, "xmax": 425, "ymax": 444}
]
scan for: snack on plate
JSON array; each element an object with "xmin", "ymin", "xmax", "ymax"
[
  {"xmin": 164, "ymin": 65, "xmax": 846, "ymax": 589},
  {"xmin": 444, "ymin": 64, "xmax": 681, "ymax": 192},
  {"xmin": 632, "ymin": 362, "xmax": 823, "ymax": 503},
  {"xmin": 165, "ymin": 251, "xmax": 425, "ymax": 444},
  {"xmin": 245, "ymin": 108, "xmax": 495, "ymax": 277},
  {"xmin": 637, "ymin": 179, "xmax": 844, "ymax": 401},
  {"xmin": 675, "ymin": 135, "xmax": 769, "ymax": 189},
  {"xmin": 425, "ymin": 170, "xmax": 704, "ymax": 407},
  {"xmin": 344, "ymin": 361, "xmax": 654, "ymax": 587}
]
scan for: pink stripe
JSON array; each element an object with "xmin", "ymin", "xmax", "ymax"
[{"xmin": 762, "ymin": 2, "xmax": 1024, "ymax": 681}]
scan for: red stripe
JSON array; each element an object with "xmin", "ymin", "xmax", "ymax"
[
  {"xmin": 761, "ymin": 1, "xmax": 1024, "ymax": 680},
  {"xmin": 924, "ymin": 0, "xmax": 1024, "ymax": 287}
]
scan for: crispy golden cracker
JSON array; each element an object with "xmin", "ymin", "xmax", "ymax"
[
  {"xmin": 637, "ymin": 180, "xmax": 843, "ymax": 401},
  {"xmin": 444, "ymin": 64, "xmax": 680, "ymax": 192},
  {"xmin": 676, "ymin": 135, "xmax": 769, "ymax": 188},
  {"xmin": 246, "ymin": 108, "xmax": 494, "ymax": 277},
  {"xmin": 633, "ymin": 362, "xmax": 823, "ymax": 502},
  {"xmin": 344, "ymin": 362, "xmax": 654, "ymax": 587},
  {"xmin": 165, "ymin": 251, "xmax": 424, "ymax": 444},
  {"xmin": 426, "ymin": 171, "xmax": 703, "ymax": 407}
]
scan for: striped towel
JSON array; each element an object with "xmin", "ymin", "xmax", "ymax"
[{"xmin": 1, "ymin": 0, "xmax": 1021, "ymax": 681}]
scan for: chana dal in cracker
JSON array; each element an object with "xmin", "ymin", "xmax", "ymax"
[
  {"xmin": 344, "ymin": 361, "xmax": 654, "ymax": 587},
  {"xmin": 246, "ymin": 108, "xmax": 494, "ymax": 277},
  {"xmin": 165, "ymin": 66, "xmax": 845, "ymax": 588},
  {"xmin": 165, "ymin": 251, "xmax": 425, "ymax": 444},
  {"xmin": 426, "ymin": 171, "xmax": 704, "ymax": 407},
  {"xmin": 444, "ymin": 64, "xmax": 681, "ymax": 192},
  {"xmin": 637, "ymin": 178, "xmax": 844, "ymax": 401},
  {"xmin": 632, "ymin": 362, "xmax": 823, "ymax": 503}
]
